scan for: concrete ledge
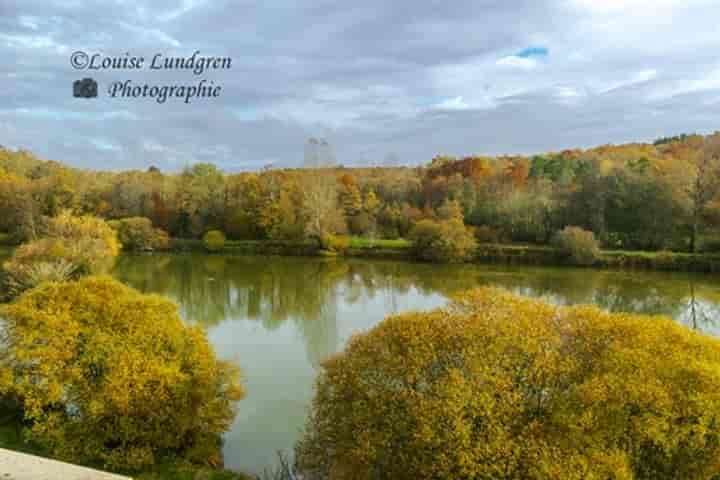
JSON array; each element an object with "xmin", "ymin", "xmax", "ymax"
[{"xmin": 0, "ymin": 448, "xmax": 132, "ymax": 480}]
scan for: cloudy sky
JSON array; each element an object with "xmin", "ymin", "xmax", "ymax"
[{"xmin": 1, "ymin": 0, "xmax": 719, "ymax": 171}]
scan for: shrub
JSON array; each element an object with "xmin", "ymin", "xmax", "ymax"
[
  {"xmin": 320, "ymin": 234, "xmax": 350, "ymax": 253},
  {"xmin": 0, "ymin": 232, "xmax": 13, "ymax": 246},
  {"xmin": 2, "ymin": 212, "xmax": 120, "ymax": 299},
  {"xmin": 2, "ymin": 259, "xmax": 77, "ymax": 301},
  {"xmin": 110, "ymin": 217, "xmax": 170, "ymax": 251},
  {"xmin": 473, "ymin": 225, "xmax": 500, "ymax": 244},
  {"xmin": 409, "ymin": 218, "xmax": 476, "ymax": 263},
  {"xmin": 700, "ymin": 238, "xmax": 720, "ymax": 253},
  {"xmin": 0, "ymin": 276, "xmax": 244, "ymax": 470},
  {"xmin": 203, "ymin": 230, "xmax": 226, "ymax": 252},
  {"xmin": 296, "ymin": 287, "xmax": 720, "ymax": 480},
  {"xmin": 552, "ymin": 226, "xmax": 600, "ymax": 266},
  {"xmin": 348, "ymin": 212, "xmax": 371, "ymax": 236}
]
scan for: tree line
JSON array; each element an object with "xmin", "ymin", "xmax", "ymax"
[{"xmin": 1, "ymin": 132, "xmax": 719, "ymax": 253}]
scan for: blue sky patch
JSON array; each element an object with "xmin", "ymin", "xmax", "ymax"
[{"xmin": 516, "ymin": 46, "xmax": 549, "ymax": 58}]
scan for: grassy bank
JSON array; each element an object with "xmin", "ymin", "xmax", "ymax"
[
  {"xmin": 476, "ymin": 244, "xmax": 720, "ymax": 272},
  {"xmin": 170, "ymin": 237, "xmax": 414, "ymax": 260},
  {"xmin": 167, "ymin": 237, "xmax": 720, "ymax": 273}
]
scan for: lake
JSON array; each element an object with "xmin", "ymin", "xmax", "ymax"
[
  {"xmin": 107, "ymin": 253, "xmax": 720, "ymax": 475},
  {"xmin": 1, "ymin": 248, "xmax": 719, "ymax": 474}
]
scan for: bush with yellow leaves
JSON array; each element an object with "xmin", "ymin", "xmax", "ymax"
[
  {"xmin": 203, "ymin": 229, "xmax": 226, "ymax": 253},
  {"xmin": 2, "ymin": 211, "xmax": 121, "ymax": 299},
  {"xmin": 0, "ymin": 276, "xmax": 244, "ymax": 470},
  {"xmin": 408, "ymin": 218, "xmax": 477, "ymax": 263},
  {"xmin": 296, "ymin": 287, "xmax": 720, "ymax": 479}
]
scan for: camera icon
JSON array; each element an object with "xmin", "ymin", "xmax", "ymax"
[{"xmin": 73, "ymin": 78, "xmax": 98, "ymax": 98}]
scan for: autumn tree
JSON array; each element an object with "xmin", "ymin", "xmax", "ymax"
[
  {"xmin": 0, "ymin": 276, "xmax": 244, "ymax": 470},
  {"xmin": 339, "ymin": 174, "xmax": 363, "ymax": 218},
  {"xmin": 0, "ymin": 170, "xmax": 38, "ymax": 242},
  {"xmin": 269, "ymin": 178, "xmax": 307, "ymax": 240},
  {"xmin": 686, "ymin": 134, "xmax": 720, "ymax": 251},
  {"xmin": 296, "ymin": 287, "xmax": 720, "ymax": 480},
  {"xmin": 552, "ymin": 226, "xmax": 600, "ymax": 266},
  {"xmin": 437, "ymin": 198, "xmax": 463, "ymax": 221},
  {"xmin": 224, "ymin": 173, "xmax": 264, "ymax": 239},
  {"xmin": 109, "ymin": 217, "xmax": 169, "ymax": 251},
  {"xmin": 302, "ymin": 174, "xmax": 345, "ymax": 241},
  {"xmin": 178, "ymin": 163, "xmax": 225, "ymax": 238},
  {"xmin": 409, "ymin": 218, "xmax": 476, "ymax": 263}
]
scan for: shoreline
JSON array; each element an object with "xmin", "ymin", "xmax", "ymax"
[
  {"xmin": 167, "ymin": 239, "xmax": 720, "ymax": 273},
  {"xmin": 4, "ymin": 237, "xmax": 720, "ymax": 273}
]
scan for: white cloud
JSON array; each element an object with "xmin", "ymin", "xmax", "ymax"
[
  {"xmin": 158, "ymin": 0, "xmax": 209, "ymax": 22},
  {"xmin": 435, "ymin": 96, "xmax": 470, "ymax": 110},
  {"xmin": 1, "ymin": 34, "xmax": 55, "ymax": 50},
  {"xmin": 569, "ymin": 0, "xmax": 689, "ymax": 13},
  {"xmin": 117, "ymin": 22, "xmax": 181, "ymax": 47},
  {"xmin": 2, "ymin": 0, "xmax": 720, "ymax": 169},
  {"xmin": 90, "ymin": 138, "xmax": 121, "ymax": 151},
  {"xmin": 648, "ymin": 66, "xmax": 720, "ymax": 100},
  {"xmin": 18, "ymin": 15, "xmax": 40, "ymax": 30},
  {"xmin": 554, "ymin": 86, "xmax": 582, "ymax": 98},
  {"xmin": 496, "ymin": 56, "xmax": 539, "ymax": 70},
  {"xmin": 631, "ymin": 69, "xmax": 658, "ymax": 83}
]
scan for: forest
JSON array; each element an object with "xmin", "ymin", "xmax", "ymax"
[
  {"xmin": 1, "ymin": 132, "xmax": 719, "ymax": 258},
  {"xmin": 2, "ymin": 133, "xmax": 720, "ymax": 480}
]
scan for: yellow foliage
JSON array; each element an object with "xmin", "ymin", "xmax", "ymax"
[
  {"xmin": 296, "ymin": 287, "xmax": 720, "ymax": 479},
  {"xmin": 409, "ymin": 218, "xmax": 477, "ymax": 263},
  {"xmin": 2, "ymin": 212, "xmax": 120, "ymax": 298},
  {"xmin": 203, "ymin": 229, "xmax": 226, "ymax": 252},
  {"xmin": 0, "ymin": 276, "xmax": 244, "ymax": 470}
]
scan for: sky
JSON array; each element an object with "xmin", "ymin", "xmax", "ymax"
[{"xmin": 1, "ymin": 0, "xmax": 720, "ymax": 171}]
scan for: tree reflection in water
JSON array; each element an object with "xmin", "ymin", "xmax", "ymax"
[
  {"xmin": 110, "ymin": 253, "xmax": 720, "ymax": 475},
  {"xmin": 115, "ymin": 253, "xmax": 720, "ymax": 356}
]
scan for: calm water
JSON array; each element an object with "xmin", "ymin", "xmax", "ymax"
[
  {"xmin": 2, "ymin": 248, "xmax": 720, "ymax": 474},
  {"xmin": 110, "ymin": 253, "xmax": 720, "ymax": 475}
]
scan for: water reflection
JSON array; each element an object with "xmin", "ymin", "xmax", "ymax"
[
  {"xmin": 115, "ymin": 253, "xmax": 720, "ymax": 336},
  {"xmin": 0, "ymin": 253, "xmax": 692, "ymax": 473},
  {"xmin": 1, "ymin": 245, "xmax": 714, "ymax": 473},
  {"xmin": 111, "ymin": 254, "xmax": 720, "ymax": 474}
]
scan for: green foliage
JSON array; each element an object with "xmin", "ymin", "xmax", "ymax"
[
  {"xmin": 109, "ymin": 217, "xmax": 170, "ymax": 251},
  {"xmin": 700, "ymin": 236, "xmax": 720, "ymax": 253},
  {"xmin": 348, "ymin": 212, "xmax": 371, "ymax": 236},
  {"xmin": 409, "ymin": 218, "xmax": 477, "ymax": 263},
  {"xmin": 0, "ymin": 276, "xmax": 244, "ymax": 470},
  {"xmin": 203, "ymin": 230, "xmax": 226, "ymax": 252},
  {"xmin": 296, "ymin": 287, "xmax": 720, "ymax": 479},
  {"xmin": 0, "ymin": 232, "xmax": 13, "ymax": 246},
  {"xmin": 348, "ymin": 237, "xmax": 411, "ymax": 249},
  {"xmin": 653, "ymin": 133, "xmax": 695, "ymax": 145},
  {"xmin": 179, "ymin": 164, "xmax": 225, "ymax": 238},
  {"xmin": 552, "ymin": 226, "xmax": 600, "ymax": 266},
  {"xmin": 473, "ymin": 225, "xmax": 500, "ymax": 244},
  {"xmin": 134, "ymin": 463, "xmax": 252, "ymax": 480}
]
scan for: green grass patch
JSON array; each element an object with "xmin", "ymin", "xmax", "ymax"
[{"xmin": 348, "ymin": 237, "xmax": 411, "ymax": 249}]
